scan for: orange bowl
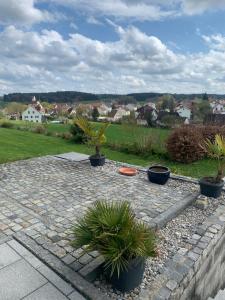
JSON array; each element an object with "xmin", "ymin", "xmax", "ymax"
[{"xmin": 119, "ymin": 167, "xmax": 138, "ymax": 176}]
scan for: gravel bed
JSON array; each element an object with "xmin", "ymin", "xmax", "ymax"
[{"xmin": 94, "ymin": 161, "xmax": 224, "ymax": 299}]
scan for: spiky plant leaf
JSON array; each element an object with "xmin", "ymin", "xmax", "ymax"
[{"xmin": 72, "ymin": 200, "xmax": 157, "ymax": 278}]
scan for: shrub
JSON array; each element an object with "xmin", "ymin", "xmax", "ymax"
[
  {"xmin": 32, "ymin": 125, "xmax": 46, "ymax": 134},
  {"xmin": 72, "ymin": 200, "xmax": 156, "ymax": 277},
  {"xmin": 201, "ymin": 135, "xmax": 225, "ymax": 183},
  {"xmin": 70, "ymin": 121, "xmax": 86, "ymax": 143},
  {"xmin": 0, "ymin": 120, "xmax": 14, "ymax": 128},
  {"xmin": 201, "ymin": 125, "xmax": 225, "ymax": 143},
  {"xmin": 167, "ymin": 126, "xmax": 205, "ymax": 163},
  {"xmin": 61, "ymin": 132, "xmax": 73, "ymax": 140}
]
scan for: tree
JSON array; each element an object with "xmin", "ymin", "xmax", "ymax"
[
  {"xmin": 144, "ymin": 109, "xmax": 155, "ymax": 127},
  {"xmin": 92, "ymin": 107, "xmax": 99, "ymax": 121},
  {"xmin": 202, "ymin": 93, "xmax": 209, "ymax": 101},
  {"xmin": 5, "ymin": 102, "xmax": 27, "ymax": 114}
]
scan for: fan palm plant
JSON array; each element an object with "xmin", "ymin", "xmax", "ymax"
[
  {"xmin": 201, "ymin": 134, "xmax": 225, "ymax": 183},
  {"xmin": 72, "ymin": 200, "xmax": 156, "ymax": 280},
  {"xmin": 75, "ymin": 117, "xmax": 109, "ymax": 158},
  {"xmin": 199, "ymin": 134, "xmax": 225, "ymax": 198}
]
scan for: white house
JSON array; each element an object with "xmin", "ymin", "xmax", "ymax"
[
  {"xmin": 98, "ymin": 104, "xmax": 111, "ymax": 116},
  {"xmin": 175, "ymin": 105, "xmax": 191, "ymax": 119},
  {"xmin": 22, "ymin": 106, "xmax": 44, "ymax": 123},
  {"xmin": 213, "ymin": 103, "xmax": 225, "ymax": 114},
  {"xmin": 107, "ymin": 108, "xmax": 130, "ymax": 122}
]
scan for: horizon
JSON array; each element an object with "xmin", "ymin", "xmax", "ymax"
[{"xmin": 1, "ymin": 1, "xmax": 225, "ymax": 95}]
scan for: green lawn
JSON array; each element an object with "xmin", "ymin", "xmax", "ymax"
[
  {"xmin": 0, "ymin": 127, "xmax": 217, "ymax": 179},
  {"xmin": 9, "ymin": 120, "xmax": 170, "ymax": 144}
]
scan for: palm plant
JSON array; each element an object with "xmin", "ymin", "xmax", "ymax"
[
  {"xmin": 72, "ymin": 200, "xmax": 156, "ymax": 278},
  {"xmin": 75, "ymin": 117, "xmax": 109, "ymax": 157},
  {"xmin": 201, "ymin": 134, "xmax": 225, "ymax": 183}
]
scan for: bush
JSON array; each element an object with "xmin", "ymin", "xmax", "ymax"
[
  {"xmin": 167, "ymin": 126, "xmax": 205, "ymax": 163},
  {"xmin": 70, "ymin": 122, "xmax": 86, "ymax": 143},
  {"xmin": 0, "ymin": 120, "xmax": 14, "ymax": 128},
  {"xmin": 61, "ymin": 132, "xmax": 73, "ymax": 140},
  {"xmin": 32, "ymin": 125, "xmax": 46, "ymax": 134},
  {"xmin": 201, "ymin": 125, "xmax": 225, "ymax": 143},
  {"xmin": 72, "ymin": 200, "xmax": 156, "ymax": 277}
]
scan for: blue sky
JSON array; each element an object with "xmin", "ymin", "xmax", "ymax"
[{"xmin": 1, "ymin": 0, "xmax": 225, "ymax": 95}]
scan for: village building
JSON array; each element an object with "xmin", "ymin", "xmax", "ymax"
[
  {"xmin": 175, "ymin": 104, "xmax": 192, "ymax": 119},
  {"xmin": 107, "ymin": 108, "xmax": 130, "ymax": 122},
  {"xmin": 22, "ymin": 96, "xmax": 45, "ymax": 123}
]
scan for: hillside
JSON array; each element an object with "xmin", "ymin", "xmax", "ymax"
[{"xmin": 3, "ymin": 91, "xmax": 225, "ymax": 104}]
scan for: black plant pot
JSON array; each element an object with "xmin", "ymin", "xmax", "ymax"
[
  {"xmin": 89, "ymin": 155, "xmax": 105, "ymax": 167},
  {"xmin": 147, "ymin": 165, "xmax": 170, "ymax": 185},
  {"xmin": 199, "ymin": 177, "xmax": 224, "ymax": 198},
  {"xmin": 109, "ymin": 257, "xmax": 146, "ymax": 292}
]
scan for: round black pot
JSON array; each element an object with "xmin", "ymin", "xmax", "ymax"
[
  {"xmin": 109, "ymin": 257, "xmax": 146, "ymax": 292},
  {"xmin": 89, "ymin": 155, "xmax": 105, "ymax": 167},
  {"xmin": 147, "ymin": 165, "xmax": 170, "ymax": 185},
  {"xmin": 199, "ymin": 177, "xmax": 224, "ymax": 198}
]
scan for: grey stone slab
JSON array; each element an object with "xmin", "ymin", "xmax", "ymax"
[
  {"xmin": 68, "ymin": 290, "xmax": 86, "ymax": 300},
  {"xmin": 37, "ymin": 264, "xmax": 74, "ymax": 295},
  {"xmin": 7, "ymin": 239, "xmax": 44, "ymax": 268},
  {"xmin": 55, "ymin": 152, "xmax": 89, "ymax": 162},
  {"xmin": 0, "ymin": 259, "xmax": 47, "ymax": 300},
  {"xmin": 0, "ymin": 243, "xmax": 21, "ymax": 270},
  {"xmin": 23, "ymin": 283, "xmax": 68, "ymax": 300}
]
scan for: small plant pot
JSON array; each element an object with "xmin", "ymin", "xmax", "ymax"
[
  {"xmin": 147, "ymin": 165, "xmax": 170, "ymax": 185},
  {"xmin": 89, "ymin": 155, "xmax": 105, "ymax": 167},
  {"xmin": 109, "ymin": 257, "xmax": 146, "ymax": 292},
  {"xmin": 199, "ymin": 177, "xmax": 224, "ymax": 198}
]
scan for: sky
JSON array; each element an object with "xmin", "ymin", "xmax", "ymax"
[{"xmin": 1, "ymin": 1, "xmax": 225, "ymax": 95}]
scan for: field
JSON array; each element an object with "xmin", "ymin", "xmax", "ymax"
[{"xmin": 0, "ymin": 125, "xmax": 218, "ymax": 179}]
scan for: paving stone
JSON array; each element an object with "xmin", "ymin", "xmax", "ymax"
[
  {"xmin": 0, "ymin": 243, "xmax": 21, "ymax": 269},
  {"xmin": 69, "ymin": 289, "xmax": 87, "ymax": 300},
  {"xmin": 0, "ymin": 260, "xmax": 47, "ymax": 300},
  {"xmin": 37, "ymin": 264, "xmax": 74, "ymax": 295},
  {"xmin": 23, "ymin": 283, "xmax": 68, "ymax": 300}
]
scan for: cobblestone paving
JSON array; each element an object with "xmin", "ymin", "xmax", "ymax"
[{"xmin": 0, "ymin": 156, "xmax": 198, "ymax": 281}]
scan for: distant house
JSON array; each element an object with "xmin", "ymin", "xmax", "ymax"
[
  {"xmin": 22, "ymin": 96, "xmax": 45, "ymax": 123},
  {"xmin": 98, "ymin": 104, "xmax": 111, "ymax": 116},
  {"xmin": 212, "ymin": 103, "xmax": 225, "ymax": 114},
  {"xmin": 175, "ymin": 104, "xmax": 191, "ymax": 119},
  {"xmin": 107, "ymin": 108, "xmax": 130, "ymax": 122},
  {"xmin": 136, "ymin": 105, "xmax": 158, "ymax": 126},
  {"xmin": 22, "ymin": 106, "xmax": 44, "ymax": 123}
]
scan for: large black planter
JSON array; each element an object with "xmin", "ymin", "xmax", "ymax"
[
  {"xmin": 109, "ymin": 257, "xmax": 145, "ymax": 292},
  {"xmin": 199, "ymin": 177, "xmax": 224, "ymax": 198},
  {"xmin": 89, "ymin": 155, "xmax": 105, "ymax": 167},
  {"xmin": 147, "ymin": 165, "xmax": 170, "ymax": 185}
]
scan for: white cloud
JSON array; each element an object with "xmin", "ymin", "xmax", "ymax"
[
  {"xmin": 182, "ymin": 0, "xmax": 225, "ymax": 15},
  {"xmin": 50, "ymin": 0, "xmax": 225, "ymax": 21},
  {"xmin": 86, "ymin": 16, "xmax": 103, "ymax": 25},
  {"xmin": 0, "ymin": 0, "xmax": 53, "ymax": 25},
  {"xmin": 1, "ymin": 25, "xmax": 225, "ymax": 94}
]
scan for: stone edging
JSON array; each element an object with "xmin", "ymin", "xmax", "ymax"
[
  {"xmin": 140, "ymin": 203, "xmax": 225, "ymax": 300},
  {"xmin": 13, "ymin": 232, "xmax": 110, "ymax": 300}
]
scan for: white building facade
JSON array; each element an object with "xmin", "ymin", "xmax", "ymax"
[{"xmin": 22, "ymin": 106, "xmax": 44, "ymax": 123}]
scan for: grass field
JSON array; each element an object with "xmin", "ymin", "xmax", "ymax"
[
  {"xmin": 9, "ymin": 120, "xmax": 170, "ymax": 144},
  {"xmin": 0, "ymin": 127, "xmax": 218, "ymax": 179}
]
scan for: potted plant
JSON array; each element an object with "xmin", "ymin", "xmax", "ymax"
[
  {"xmin": 147, "ymin": 165, "xmax": 170, "ymax": 185},
  {"xmin": 72, "ymin": 200, "xmax": 156, "ymax": 292},
  {"xmin": 199, "ymin": 134, "xmax": 225, "ymax": 198},
  {"xmin": 75, "ymin": 117, "xmax": 109, "ymax": 167}
]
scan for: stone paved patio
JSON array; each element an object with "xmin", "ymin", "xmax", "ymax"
[
  {"xmin": 0, "ymin": 237, "xmax": 85, "ymax": 300},
  {"xmin": 0, "ymin": 154, "xmax": 199, "ymax": 299}
]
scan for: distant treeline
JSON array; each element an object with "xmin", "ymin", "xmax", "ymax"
[{"xmin": 2, "ymin": 91, "xmax": 225, "ymax": 104}]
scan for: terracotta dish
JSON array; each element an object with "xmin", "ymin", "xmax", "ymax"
[{"xmin": 119, "ymin": 167, "xmax": 138, "ymax": 176}]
